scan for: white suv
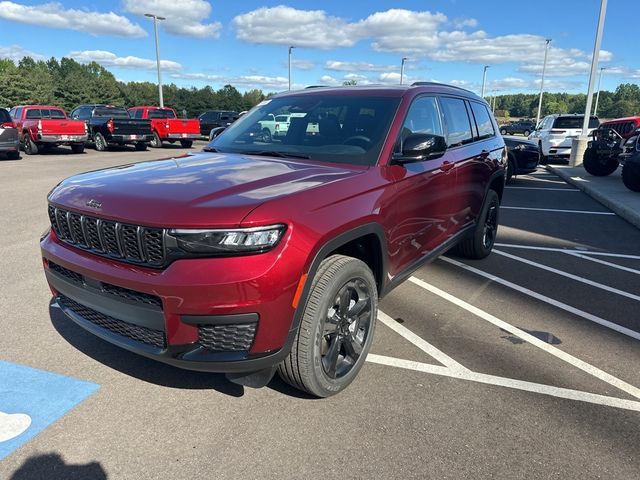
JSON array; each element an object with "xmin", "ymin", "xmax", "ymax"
[{"xmin": 529, "ymin": 114, "xmax": 599, "ymax": 161}]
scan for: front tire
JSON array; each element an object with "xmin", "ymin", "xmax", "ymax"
[
  {"xmin": 583, "ymin": 147, "xmax": 618, "ymax": 176},
  {"xmin": 523, "ymin": 130, "xmax": 531, "ymax": 137},
  {"xmin": 621, "ymin": 162, "xmax": 640, "ymax": 192},
  {"xmin": 278, "ymin": 255, "xmax": 377, "ymax": 397},
  {"xmin": 262, "ymin": 128, "xmax": 272, "ymax": 143},
  {"xmin": 500, "ymin": 128, "xmax": 507, "ymax": 135},
  {"xmin": 455, "ymin": 189, "xmax": 500, "ymax": 259},
  {"xmin": 506, "ymin": 155, "xmax": 516, "ymax": 183}
]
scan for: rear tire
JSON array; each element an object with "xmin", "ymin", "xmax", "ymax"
[
  {"xmin": 621, "ymin": 162, "xmax": 640, "ymax": 192},
  {"xmin": 500, "ymin": 128, "xmax": 507, "ymax": 135},
  {"xmin": 71, "ymin": 143, "xmax": 84, "ymax": 154},
  {"xmin": 6, "ymin": 150, "xmax": 20, "ymax": 160},
  {"xmin": 583, "ymin": 147, "xmax": 618, "ymax": 176},
  {"xmin": 180, "ymin": 140, "xmax": 193, "ymax": 148},
  {"xmin": 523, "ymin": 130, "xmax": 531, "ymax": 137},
  {"xmin": 278, "ymin": 255, "xmax": 377, "ymax": 398},
  {"xmin": 150, "ymin": 132, "xmax": 162, "ymax": 148},
  {"xmin": 262, "ymin": 128, "xmax": 272, "ymax": 143},
  {"xmin": 538, "ymin": 142, "xmax": 548, "ymax": 165},
  {"xmin": 94, "ymin": 133, "xmax": 107, "ymax": 152},
  {"xmin": 134, "ymin": 142, "xmax": 147, "ymax": 151},
  {"xmin": 23, "ymin": 136, "xmax": 38, "ymax": 155},
  {"xmin": 454, "ymin": 189, "xmax": 500, "ymax": 260}
]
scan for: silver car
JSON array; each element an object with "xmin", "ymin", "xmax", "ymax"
[{"xmin": 0, "ymin": 108, "xmax": 20, "ymax": 159}]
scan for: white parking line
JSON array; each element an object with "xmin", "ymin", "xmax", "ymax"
[
  {"xmin": 493, "ymin": 249, "xmax": 640, "ymax": 302},
  {"xmin": 505, "ymin": 186, "xmax": 579, "ymax": 191},
  {"xmin": 494, "ymin": 243, "xmax": 640, "ymax": 260},
  {"xmin": 440, "ymin": 256, "xmax": 640, "ymax": 341},
  {"xmin": 501, "ymin": 206, "xmax": 614, "ymax": 215},
  {"xmin": 367, "ymin": 354, "xmax": 640, "ymax": 412},
  {"xmin": 407, "ymin": 275, "xmax": 640, "ymax": 399},
  {"xmin": 566, "ymin": 252, "xmax": 640, "ymax": 276},
  {"xmin": 377, "ymin": 310, "xmax": 468, "ymax": 372}
]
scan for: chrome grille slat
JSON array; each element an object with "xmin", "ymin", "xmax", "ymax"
[{"xmin": 48, "ymin": 205, "xmax": 166, "ymax": 268}]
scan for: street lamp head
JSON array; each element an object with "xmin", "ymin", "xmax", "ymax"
[{"xmin": 144, "ymin": 13, "xmax": 165, "ymax": 20}]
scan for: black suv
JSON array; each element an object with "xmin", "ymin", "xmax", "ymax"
[
  {"xmin": 500, "ymin": 120, "xmax": 536, "ymax": 136},
  {"xmin": 198, "ymin": 110, "xmax": 239, "ymax": 136}
]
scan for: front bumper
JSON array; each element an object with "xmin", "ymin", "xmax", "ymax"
[
  {"xmin": 41, "ymin": 230, "xmax": 304, "ymax": 373},
  {"xmin": 38, "ymin": 134, "xmax": 88, "ymax": 144}
]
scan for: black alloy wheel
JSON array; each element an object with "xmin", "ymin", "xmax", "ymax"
[
  {"xmin": 482, "ymin": 202, "xmax": 499, "ymax": 250},
  {"xmin": 150, "ymin": 132, "xmax": 162, "ymax": 148},
  {"xmin": 321, "ymin": 278, "xmax": 373, "ymax": 379},
  {"xmin": 23, "ymin": 136, "xmax": 38, "ymax": 155}
]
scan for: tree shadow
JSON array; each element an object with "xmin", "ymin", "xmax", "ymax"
[
  {"xmin": 49, "ymin": 302, "xmax": 244, "ymax": 397},
  {"xmin": 10, "ymin": 453, "xmax": 106, "ymax": 480}
]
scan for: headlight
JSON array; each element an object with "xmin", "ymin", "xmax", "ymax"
[{"xmin": 167, "ymin": 224, "xmax": 286, "ymax": 255}]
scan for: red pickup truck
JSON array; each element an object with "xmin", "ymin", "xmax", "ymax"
[
  {"xmin": 128, "ymin": 106, "xmax": 200, "ymax": 148},
  {"xmin": 10, "ymin": 105, "xmax": 88, "ymax": 155}
]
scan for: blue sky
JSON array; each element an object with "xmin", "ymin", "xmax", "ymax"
[{"xmin": 0, "ymin": 0, "xmax": 638, "ymax": 95}]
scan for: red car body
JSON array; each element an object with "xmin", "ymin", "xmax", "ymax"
[
  {"xmin": 10, "ymin": 105, "xmax": 87, "ymax": 154},
  {"xmin": 42, "ymin": 84, "xmax": 506, "ymax": 385},
  {"xmin": 128, "ymin": 106, "xmax": 200, "ymax": 147}
]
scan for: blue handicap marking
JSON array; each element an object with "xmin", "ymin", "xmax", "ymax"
[{"xmin": 0, "ymin": 360, "xmax": 99, "ymax": 461}]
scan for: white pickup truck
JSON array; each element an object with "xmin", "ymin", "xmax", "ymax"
[{"xmin": 258, "ymin": 113, "xmax": 319, "ymax": 142}]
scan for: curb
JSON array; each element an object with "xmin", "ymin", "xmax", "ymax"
[{"xmin": 546, "ymin": 165, "xmax": 640, "ymax": 230}]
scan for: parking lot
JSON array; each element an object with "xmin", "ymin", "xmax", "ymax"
[{"xmin": 1, "ymin": 143, "xmax": 639, "ymax": 479}]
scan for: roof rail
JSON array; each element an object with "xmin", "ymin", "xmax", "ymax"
[
  {"xmin": 410, "ymin": 81, "xmax": 474, "ymax": 94},
  {"xmin": 305, "ymin": 85, "xmax": 329, "ymax": 89}
]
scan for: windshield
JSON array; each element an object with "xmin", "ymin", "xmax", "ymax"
[
  {"xmin": 93, "ymin": 107, "xmax": 131, "ymax": 119},
  {"xmin": 148, "ymin": 109, "xmax": 176, "ymax": 119},
  {"xmin": 210, "ymin": 94, "xmax": 400, "ymax": 166}
]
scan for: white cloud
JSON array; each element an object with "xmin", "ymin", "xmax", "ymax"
[
  {"xmin": 452, "ymin": 17, "xmax": 478, "ymax": 29},
  {"xmin": 0, "ymin": 44, "xmax": 45, "ymax": 62},
  {"xmin": 325, "ymin": 60, "xmax": 397, "ymax": 73},
  {"xmin": 291, "ymin": 59, "xmax": 316, "ymax": 70},
  {"xmin": 234, "ymin": 5, "xmax": 355, "ymax": 48},
  {"xmin": 70, "ymin": 50, "xmax": 182, "ymax": 71},
  {"xmin": 123, "ymin": 0, "xmax": 221, "ymax": 39},
  {"xmin": 171, "ymin": 72, "xmax": 289, "ymax": 90},
  {"xmin": 0, "ymin": 1, "xmax": 146, "ymax": 37}
]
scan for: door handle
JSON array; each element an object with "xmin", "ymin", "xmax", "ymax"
[{"xmin": 441, "ymin": 161, "xmax": 454, "ymax": 172}]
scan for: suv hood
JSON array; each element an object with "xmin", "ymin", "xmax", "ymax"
[{"xmin": 48, "ymin": 152, "xmax": 363, "ymax": 228}]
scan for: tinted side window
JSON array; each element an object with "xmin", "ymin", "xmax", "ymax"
[
  {"xmin": 440, "ymin": 97, "xmax": 473, "ymax": 147},
  {"xmin": 0, "ymin": 109, "xmax": 11, "ymax": 123},
  {"xmin": 470, "ymin": 102, "xmax": 495, "ymax": 140},
  {"xmin": 130, "ymin": 109, "xmax": 143, "ymax": 119}
]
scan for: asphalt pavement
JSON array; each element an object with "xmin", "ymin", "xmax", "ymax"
[{"xmin": 0, "ymin": 144, "xmax": 638, "ymax": 479}]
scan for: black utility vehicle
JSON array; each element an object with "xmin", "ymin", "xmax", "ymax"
[
  {"xmin": 619, "ymin": 131, "xmax": 640, "ymax": 192},
  {"xmin": 503, "ymin": 136, "xmax": 540, "ymax": 182},
  {"xmin": 70, "ymin": 105, "xmax": 153, "ymax": 151},
  {"xmin": 198, "ymin": 110, "xmax": 239, "ymax": 136},
  {"xmin": 500, "ymin": 120, "xmax": 535, "ymax": 136}
]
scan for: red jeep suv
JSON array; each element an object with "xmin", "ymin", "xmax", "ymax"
[{"xmin": 41, "ymin": 83, "xmax": 506, "ymax": 397}]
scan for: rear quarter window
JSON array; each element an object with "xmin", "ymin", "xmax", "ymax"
[
  {"xmin": 0, "ymin": 109, "xmax": 11, "ymax": 123},
  {"xmin": 469, "ymin": 102, "xmax": 495, "ymax": 140}
]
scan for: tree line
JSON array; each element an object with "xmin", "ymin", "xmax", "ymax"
[
  {"xmin": 0, "ymin": 56, "xmax": 270, "ymax": 116},
  {"xmin": 492, "ymin": 84, "xmax": 640, "ymax": 120},
  {"xmin": 1, "ymin": 55, "xmax": 638, "ymax": 120}
]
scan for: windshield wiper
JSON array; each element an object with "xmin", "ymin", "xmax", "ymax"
[{"xmin": 242, "ymin": 150, "xmax": 310, "ymax": 159}]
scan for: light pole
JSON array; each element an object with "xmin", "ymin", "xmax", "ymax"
[
  {"xmin": 570, "ymin": 0, "xmax": 608, "ymax": 167},
  {"xmin": 481, "ymin": 65, "xmax": 489, "ymax": 98},
  {"xmin": 145, "ymin": 13, "xmax": 166, "ymax": 107},
  {"xmin": 594, "ymin": 67, "xmax": 606, "ymax": 116},
  {"xmin": 288, "ymin": 46, "xmax": 295, "ymax": 91},
  {"xmin": 535, "ymin": 39, "xmax": 552, "ymax": 128},
  {"xmin": 400, "ymin": 57, "xmax": 408, "ymax": 85}
]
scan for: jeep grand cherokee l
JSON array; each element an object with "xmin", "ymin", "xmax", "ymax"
[{"xmin": 41, "ymin": 83, "xmax": 506, "ymax": 397}]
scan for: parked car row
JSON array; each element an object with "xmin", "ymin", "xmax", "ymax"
[{"xmin": 1, "ymin": 104, "xmax": 241, "ymax": 158}]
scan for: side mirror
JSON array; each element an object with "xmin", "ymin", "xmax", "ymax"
[{"xmin": 393, "ymin": 133, "xmax": 447, "ymax": 164}]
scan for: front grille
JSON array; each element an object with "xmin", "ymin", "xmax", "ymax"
[
  {"xmin": 58, "ymin": 295, "xmax": 166, "ymax": 349},
  {"xmin": 198, "ymin": 323, "xmax": 257, "ymax": 352},
  {"xmin": 48, "ymin": 204, "xmax": 166, "ymax": 268}
]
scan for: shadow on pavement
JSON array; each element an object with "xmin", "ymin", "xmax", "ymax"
[
  {"xmin": 10, "ymin": 453, "xmax": 106, "ymax": 480},
  {"xmin": 49, "ymin": 302, "xmax": 245, "ymax": 397}
]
